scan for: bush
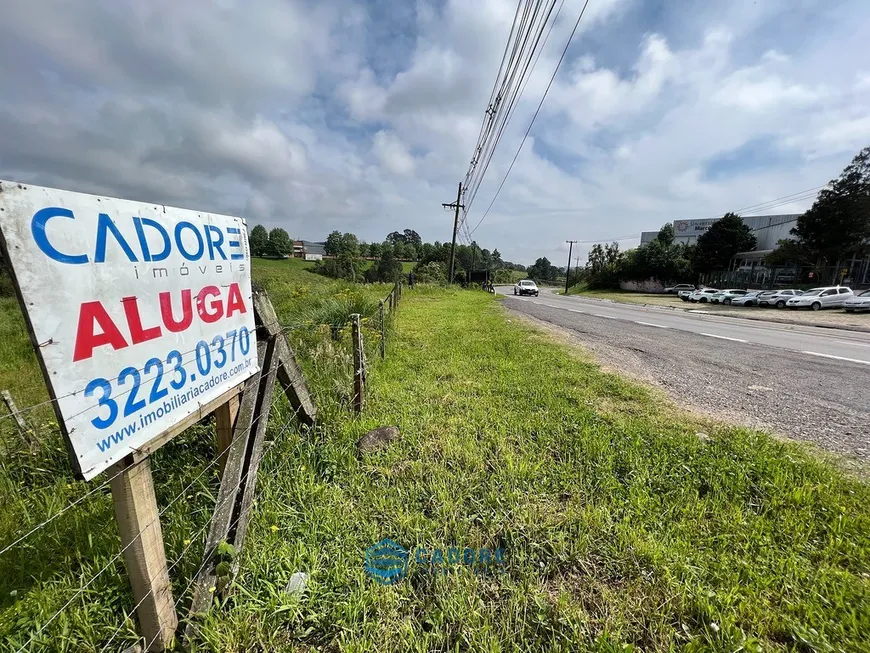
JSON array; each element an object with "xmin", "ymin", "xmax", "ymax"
[
  {"xmin": 413, "ymin": 261, "xmax": 447, "ymax": 284},
  {"xmin": 364, "ymin": 250, "xmax": 402, "ymax": 283}
]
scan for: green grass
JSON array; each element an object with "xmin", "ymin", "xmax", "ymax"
[
  {"xmin": 2, "ymin": 281, "xmax": 869, "ymax": 651},
  {"xmin": 565, "ymin": 286, "xmax": 683, "ymax": 307},
  {"xmin": 0, "ymin": 258, "xmax": 395, "ymax": 651},
  {"xmin": 191, "ymin": 289, "xmax": 868, "ymax": 651}
]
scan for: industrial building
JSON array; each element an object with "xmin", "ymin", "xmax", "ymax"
[
  {"xmin": 640, "ymin": 214, "xmax": 800, "ymax": 249},
  {"xmin": 640, "ymin": 214, "xmax": 870, "ymax": 288}
]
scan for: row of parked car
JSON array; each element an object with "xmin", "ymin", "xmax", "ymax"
[{"xmin": 667, "ymin": 285, "xmax": 870, "ymax": 312}]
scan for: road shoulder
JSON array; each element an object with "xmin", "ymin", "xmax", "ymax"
[{"xmin": 504, "ymin": 303, "xmax": 870, "ymax": 481}]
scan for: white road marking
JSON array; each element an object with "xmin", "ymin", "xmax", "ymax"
[
  {"xmin": 699, "ymin": 333, "xmax": 747, "ymax": 343},
  {"xmin": 634, "ymin": 321, "xmax": 668, "ymax": 329},
  {"xmin": 831, "ymin": 339, "xmax": 870, "ymax": 349},
  {"xmin": 593, "ymin": 314, "xmax": 617, "ymax": 319},
  {"xmin": 801, "ymin": 351, "xmax": 870, "ymax": 366}
]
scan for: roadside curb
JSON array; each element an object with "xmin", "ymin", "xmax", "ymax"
[{"xmin": 559, "ymin": 292, "xmax": 870, "ymax": 334}]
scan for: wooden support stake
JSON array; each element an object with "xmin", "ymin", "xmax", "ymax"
[
  {"xmin": 1, "ymin": 389, "xmax": 38, "ymax": 451},
  {"xmin": 111, "ymin": 457, "xmax": 178, "ymax": 651},
  {"xmin": 215, "ymin": 390, "xmax": 241, "ymax": 476},
  {"xmin": 227, "ymin": 336, "xmax": 279, "ymax": 568},
  {"xmin": 351, "ymin": 314, "xmax": 365, "ymax": 414},
  {"xmin": 252, "ymin": 287, "xmax": 317, "ymax": 426},
  {"xmin": 378, "ymin": 300, "xmax": 385, "ymax": 361},
  {"xmin": 185, "ymin": 344, "xmax": 265, "ymax": 631}
]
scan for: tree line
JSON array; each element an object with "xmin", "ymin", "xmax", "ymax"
[
  {"xmin": 579, "ymin": 145, "xmax": 869, "ymax": 288},
  {"xmin": 245, "ymin": 222, "xmax": 526, "ymax": 284},
  {"xmin": 318, "ymin": 229, "xmax": 526, "ymax": 284}
]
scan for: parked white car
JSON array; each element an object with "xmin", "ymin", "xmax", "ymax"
[
  {"xmin": 688, "ymin": 288, "xmax": 720, "ymax": 303},
  {"xmin": 710, "ymin": 289, "xmax": 748, "ymax": 305},
  {"xmin": 758, "ymin": 289, "xmax": 803, "ymax": 309},
  {"xmin": 730, "ymin": 291, "xmax": 763, "ymax": 307},
  {"xmin": 843, "ymin": 289, "xmax": 870, "ymax": 313},
  {"xmin": 664, "ymin": 283, "xmax": 695, "ymax": 294},
  {"xmin": 786, "ymin": 286, "xmax": 853, "ymax": 310},
  {"xmin": 678, "ymin": 290, "xmax": 693, "ymax": 301}
]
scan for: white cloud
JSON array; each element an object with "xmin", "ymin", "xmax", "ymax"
[
  {"xmin": 372, "ymin": 131, "xmax": 416, "ymax": 176},
  {"xmin": 0, "ymin": 0, "xmax": 867, "ymax": 266}
]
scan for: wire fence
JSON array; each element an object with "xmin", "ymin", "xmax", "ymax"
[{"xmin": 0, "ymin": 281, "xmax": 407, "ymax": 650}]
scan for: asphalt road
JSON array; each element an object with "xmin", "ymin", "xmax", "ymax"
[{"xmin": 498, "ymin": 287, "xmax": 870, "ymax": 461}]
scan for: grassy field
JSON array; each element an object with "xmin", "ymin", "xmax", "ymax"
[
  {"xmin": 0, "ymin": 257, "xmax": 395, "ymax": 650},
  {"xmin": 197, "ymin": 289, "xmax": 867, "ymax": 651},
  {"xmin": 564, "ymin": 287, "xmax": 680, "ymax": 307},
  {"xmin": 2, "ymin": 278, "xmax": 869, "ymax": 651}
]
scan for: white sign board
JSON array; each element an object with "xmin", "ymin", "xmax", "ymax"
[
  {"xmin": 0, "ymin": 181, "xmax": 259, "ymax": 479},
  {"xmin": 674, "ymin": 218, "xmax": 718, "ymax": 235}
]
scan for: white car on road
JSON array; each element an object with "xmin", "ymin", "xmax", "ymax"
[
  {"xmin": 513, "ymin": 280, "xmax": 539, "ymax": 296},
  {"xmin": 688, "ymin": 288, "xmax": 720, "ymax": 303},
  {"xmin": 843, "ymin": 289, "xmax": 870, "ymax": 313},
  {"xmin": 786, "ymin": 286, "xmax": 853, "ymax": 310}
]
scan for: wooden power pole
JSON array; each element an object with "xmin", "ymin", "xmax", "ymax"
[
  {"xmin": 443, "ymin": 182, "xmax": 464, "ymax": 284},
  {"xmin": 565, "ymin": 240, "xmax": 577, "ymax": 294}
]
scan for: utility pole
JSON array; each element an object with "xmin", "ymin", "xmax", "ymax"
[
  {"xmin": 565, "ymin": 240, "xmax": 577, "ymax": 295},
  {"xmin": 443, "ymin": 182, "xmax": 464, "ymax": 284}
]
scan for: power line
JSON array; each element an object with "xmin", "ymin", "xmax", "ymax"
[
  {"xmin": 458, "ymin": 0, "xmax": 561, "ymax": 222},
  {"xmin": 462, "ymin": 0, "xmax": 562, "ymax": 221},
  {"xmin": 468, "ymin": 0, "xmax": 593, "ymax": 238},
  {"xmin": 463, "ymin": 0, "xmax": 556, "ymax": 200}
]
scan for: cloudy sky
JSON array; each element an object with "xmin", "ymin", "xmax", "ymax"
[{"xmin": 1, "ymin": 0, "xmax": 868, "ymax": 265}]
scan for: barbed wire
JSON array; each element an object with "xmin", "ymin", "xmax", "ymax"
[
  {"xmin": 100, "ymin": 416, "xmax": 298, "ymax": 652},
  {"xmin": 5, "ymin": 288, "xmax": 405, "ymax": 649},
  {"xmin": 0, "ymin": 307, "xmax": 389, "ymax": 428},
  {"xmin": 12, "ymin": 364, "xmax": 296, "ymax": 653}
]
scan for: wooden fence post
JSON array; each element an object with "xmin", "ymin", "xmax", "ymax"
[
  {"xmin": 378, "ymin": 300, "xmax": 385, "ymax": 361},
  {"xmin": 215, "ymin": 390, "xmax": 242, "ymax": 476},
  {"xmin": 1, "ymin": 389, "xmax": 38, "ymax": 452},
  {"xmin": 351, "ymin": 314, "xmax": 365, "ymax": 414},
  {"xmin": 185, "ymin": 341, "xmax": 269, "ymax": 636},
  {"xmin": 111, "ymin": 457, "xmax": 178, "ymax": 651},
  {"xmin": 252, "ymin": 287, "xmax": 317, "ymax": 426}
]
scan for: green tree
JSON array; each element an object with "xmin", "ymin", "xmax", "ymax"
[
  {"xmin": 413, "ymin": 261, "xmax": 447, "ymax": 284},
  {"xmin": 366, "ymin": 248, "xmax": 402, "ymax": 283},
  {"xmin": 404, "ymin": 244, "xmax": 418, "ymax": 261},
  {"xmin": 765, "ymin": 239, "xmax": 814, "ymax": 267},
  {"xmin": 656, "ymin": 222, "xmax": 675, "ymax": 246},
  {"xmin": 267, "ymin": 227, "xmax": 293, "ymax": 257},
  {"xmin": 403, "ymin": 229, "xmax": 422, "ymax": 248},
  {"xmin": 324, "ymin": 230, "xmax": 343, "ymax": 257},
  {"xmin": 249, "ymin": 224, "xmax": 269, "ymax": 257},
  {"xmin": 584, "ymin": 242, "xmax": 622, "ymax": 288},
  {"xmin": 789, "ymin": 146, "xmax": 870, "ymax": 281},
  {"xmin": 368, "ymin": 242, "xmax": 382, "ymax": 259},
  {"xmin": 526, "ymin": 256, "xmax": 558, "ymax": 282},
  {"xmin": 393, "ymin": 241, "xmax": 407, "ymax": 259},
  {"xmin": 692, "ymin": 213, "xmax": 756, "ymax": 273}
]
